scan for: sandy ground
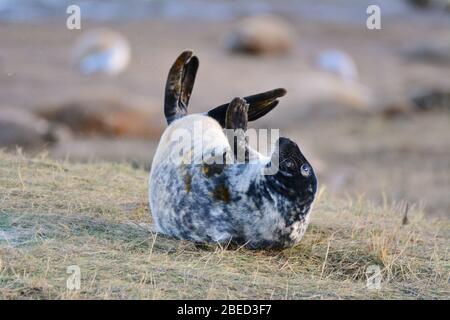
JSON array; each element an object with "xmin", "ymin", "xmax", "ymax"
[{"xmin": 0, "ymin": 14, "xmax": 449, "ymax": 217}]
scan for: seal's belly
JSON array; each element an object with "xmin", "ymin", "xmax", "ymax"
[
  {"xmin": 150, "ymin": 161, "xmax": 240, "ymax": 243},
  {"xmin": 150, "ymin": 161, "xmax": 299, "ymax": 248}
]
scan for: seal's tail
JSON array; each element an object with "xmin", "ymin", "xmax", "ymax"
[
  {"xmin": 164, "ymin": 50, "xmax": 199, "ymax": 125},
  {"xmin": 207, "ymin": 88, "xmax": 287, "ymax": 128}
]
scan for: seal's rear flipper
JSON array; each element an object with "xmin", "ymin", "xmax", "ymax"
[
  {"xmin": 207, "ymin": 88, "xmax": 286, "ymax": 127},
  {"xmin": 165, "ymin": 50, "xmax": 199, "ymax": 125}
]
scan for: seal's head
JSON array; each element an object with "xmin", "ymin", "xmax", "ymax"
[{"xmin": 267, "ymin": 137, "xmax": 317, "ymax": 201}]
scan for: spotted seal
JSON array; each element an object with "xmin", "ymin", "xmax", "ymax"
[{"xmin": 149, "ymin": 50, "xmax": 317, "ymax": 249}]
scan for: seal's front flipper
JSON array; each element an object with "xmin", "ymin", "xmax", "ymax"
[
  {"xmin": 225, "ymin": 98, "xmax": 249, "ymax": 162},
  {"xmin": 226, "ymin": 97, "xmax": 248, "ymax": 130},
  {"xmin": 208, "ymin": 88, "xmax": 286, "ymax": 127},
  {"xmin": 164, "ymin": 50, "xmax": 199, "ymax": 125}
]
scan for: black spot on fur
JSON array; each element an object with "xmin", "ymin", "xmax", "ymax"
[
  {"xmin": 213, "ymin": 183, "xmax": 231, "ymax": 203},
  {"xmin": 184, "ymin": 173, "xmax": 192, "ymax": 193},
  {"xmin": 202, "ymin": 163, "xmax": 225, "ymax": 177}
]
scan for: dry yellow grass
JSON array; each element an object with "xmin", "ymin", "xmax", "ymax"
[{"xmin": 0, "ymin": 150, "xmax": 448, "ymax": 299}]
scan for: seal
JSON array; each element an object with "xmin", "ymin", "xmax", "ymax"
[{"xmin": 149, "ymin": 50, "xmax": 317, "ymax": 249}]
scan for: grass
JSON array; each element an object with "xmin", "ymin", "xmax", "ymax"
[{"xmin": 0, "ymin": 150, "xmax": 448, "ymax": 299}]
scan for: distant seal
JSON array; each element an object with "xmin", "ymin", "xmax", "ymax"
[
  {"xmin": 38, "ymin": 99, "xmax": 163, "ymax": 139},
  {"xmin": 72, "ymin": 28, "xmax": 131, "ymax": 76},
  {"xmin": 0, "ymin": 108, "xmax": 70, "ymax": 150},
  {"xmin": 149, "ymin": 50, "xmax": 317, "ymax": 249}
]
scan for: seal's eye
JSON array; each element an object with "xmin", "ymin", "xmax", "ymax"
[{"xmin": 300, "ymin": 164, "xmax": 310, "ymax": 177}]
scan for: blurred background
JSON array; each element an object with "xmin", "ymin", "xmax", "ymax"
[{"xmin": 0, "ymin": 0, "xmax": 449, "ymax": 217}]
